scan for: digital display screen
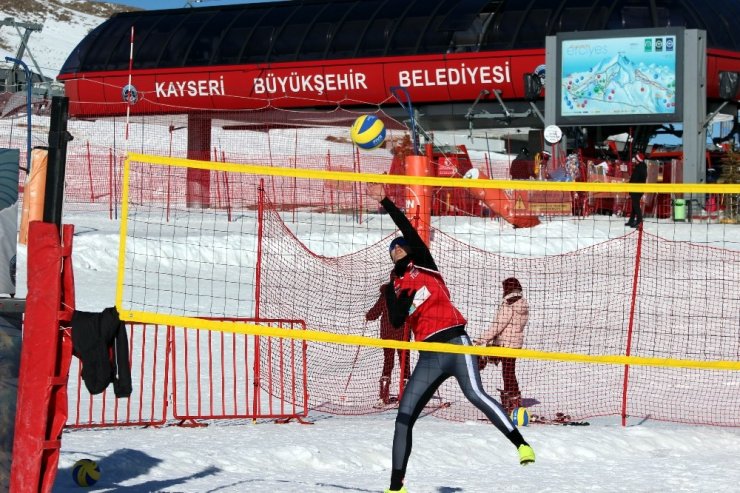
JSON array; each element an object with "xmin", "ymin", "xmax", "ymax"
[{"xmin": 556, "ymin": 29, "xmax": 683, "ymax": 125}]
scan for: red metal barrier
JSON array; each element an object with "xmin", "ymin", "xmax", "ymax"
[
  {"xmin": 170, "ymin": 318, "xmax": 309, "ymax": 425},
  {"xmin": 66, "ymin": 322, "xmax": 170, "ymax": 428},
  {"xmin": 66, "ymin": 318, "xmax": 308, "ymax": 427}
]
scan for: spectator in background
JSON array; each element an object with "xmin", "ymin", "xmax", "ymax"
[
  {"xmin": 476, "ymin": 277, "xmax": 528, "ymax": 414},
  {"xmin": 510, "ymin": 147, "xmax": 537, "ymax": 180},
  {"xmin": 366, "ymin": 282, "xmax": 410, "ymax": 407},
  {"xmin": 626, "ymin": 153, "xmax": 648, "ymax": 228}
]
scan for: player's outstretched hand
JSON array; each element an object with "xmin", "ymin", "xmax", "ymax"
[{"xmin": 366, "ymin": 182, "xmax": 386, "ymax": 202}]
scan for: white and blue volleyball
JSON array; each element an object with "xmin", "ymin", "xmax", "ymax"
[
  {"xmin": 510, "ymin": 407, "xmax": 529, "ymax": 427},
  {"xmin": 350, "ymin": 114, "xmax": 386, "ymax": 150}
]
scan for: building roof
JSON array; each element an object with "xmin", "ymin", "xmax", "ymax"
[{"xmin": 60, "ymin": 0, "xmax": 740, "ymax": 76}]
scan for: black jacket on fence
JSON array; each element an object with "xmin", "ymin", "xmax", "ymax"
[{"xmin": 71, "ymin": 306, "xmax": 132, "ymax": 398}]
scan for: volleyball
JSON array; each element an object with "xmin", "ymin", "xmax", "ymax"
[
  {"xmin": 350, "ymin": 114, "xmax": 386, "ymax": 150},
  {"xmin": 510, "ymin": 407, "xmax": 529, "ymax": 427},
  {"xmin": 72, "ymin": 458, "xmax": 101, "ymax": 487}
]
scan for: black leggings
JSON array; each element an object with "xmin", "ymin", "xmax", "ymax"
[
  {"xmin": 629, "ymin": 192, "xmax": 643, "ymax": 223},
  {"xmin": 391, "ymin": 334, "xmax": 515, "ymax": 476}
]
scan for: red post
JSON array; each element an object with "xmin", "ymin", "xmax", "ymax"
[
  {"xmin": 215, "ymin": 167, "xmax": 223, "ymax": 210},
  {"xmin": 223, "ymin": 173, "xmax": 232, "ymax": 222},
  {"xmin": 621, "ymin": 226, "xmax": 644, "ymax": 426},
  {"xmin": 86, "ymin": 141, "xmax": 94, "ymax": 202},
  {"xmin": 266, "ymin": 130, "xmax": 279, "ymax": 206},
  {"xmin": 220, "ymin": 150, "xmax": 232, "ymax": 221},
  {"xmin": 186, "ymin": 114, "xmax": 211, "ymax": 208},
  {"xmin": 166, "ymin": 165, "xmax": 172, "ymax": 223},
  {"xmin": 168, "ymin": 125, "xmax": 174, "ymax": 157},
  {"xmin": 293, "ymin": 129, "xmax": 298, "ymax": 223},
  {"xmin": 253, "ymin": 180, "xmax": 265, "ymax": 418},
  {"xmin": 355, "ymin": 147, "xmax": 364, "ymax": 224},
  {"xmin": 108, "ymin": 149, "xmax": 114, "ymax": 220},
  {"xmin": 327, "ymin": 150, "xmax": 335, "ymax": 213}
]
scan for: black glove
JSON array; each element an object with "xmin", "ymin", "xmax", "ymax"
[
  {"xmin": 397, "ymin": 288, "xmax": 416, "ymax": 308},
  {"xmin": 386, "ymin": 288, "xmax": 416, "ymax": 328}
]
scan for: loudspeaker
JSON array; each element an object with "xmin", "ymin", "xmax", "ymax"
[
  {"xmin": 523, "ymin": 73, "xmax": 543, "ymax": 101},
  {"xmin": 719, "ymin": 71, "xmax": 740, "ymax": 100}
]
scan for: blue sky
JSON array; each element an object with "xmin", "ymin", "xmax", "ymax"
[{"xmin": 97, "ymin": 0, "xmax": 269, "ymax": 10}]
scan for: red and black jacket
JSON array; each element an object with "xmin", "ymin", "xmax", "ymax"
[{"xmin": 380, "ymin": 197, "xmax": 466, "ymax": 342}]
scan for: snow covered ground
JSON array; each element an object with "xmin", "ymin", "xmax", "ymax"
[{"xmin": 51, "ymin": 413, "xmax": 740, "ymax": 493}]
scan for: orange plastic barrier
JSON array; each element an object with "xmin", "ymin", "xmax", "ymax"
[
  {"xmin": 462, "ymin": 168, "xmax": 541, "ymax": 228},
  {"xmin": 404, "ymin": 155, "xmax": 432, "ymax": 245},
  {"xmin": 18, "ymin": 148, "xmax": 49, "ymax": 245}
]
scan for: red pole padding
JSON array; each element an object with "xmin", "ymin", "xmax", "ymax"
[
  {"xmin": 11, "ymin": 222, "xmax": 75, "ymax": 493},
  {"xmin": 404, "ymin": 155, "xmax": 432, "ymax": 246}
]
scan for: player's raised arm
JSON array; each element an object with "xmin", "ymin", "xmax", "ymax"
[{"xmin": 366, "ymin": 183, "xmax": 437, "ymax": 271}]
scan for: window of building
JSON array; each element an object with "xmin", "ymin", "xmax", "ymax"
[
  {"xmin": 517, "ymin": 8, "xmax": 551, "ymax": 48},
  {"xmin": 240, "ymin": 6, "xmax": 295, "ymax": 63},
  {"xmin": 415, "ymin": 0, "xmax": 459, "ymax": 54},
  {"xmin": 136, "ymin": 14, "xmax": 188, "ymax": 69},
  {"xmin": 82, "ymin": 16, "xmax": 140, "ymax": 71},
  {"xmin": 213, "ymin": 8, "xmax": 270, "ymax": 65},
  {"xmin": 327, "ymin": 0, "xmax": 385, "ymax": 59},
  {"xmin": 387, "ymin": 0, "xmax": 430, "ymax": 56},
  {"xmin": 482, "ymin": 9, "xmax": 526, "ymax": 50},
  {"xmin": 183, "ymin": 10, "xmax": 236, "ymax": 66},
  {"xmin": 358, "ymin": 15, "xmax": 396, "ymax": 57},
  {"xmin": 298, "ymin": 5, "xmax": 348, "ymax": 61},
  {"xmin": 270, "ymin": 3, "xmax": 326, "ymax": 61},
  {"xmin": 159, "ymin": 11, "xmax": 216, "ymax": 67}
]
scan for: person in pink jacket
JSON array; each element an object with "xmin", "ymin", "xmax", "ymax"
[{"xmin": 476, "ymin": 277, "xmax": 528, "ymax": 413}]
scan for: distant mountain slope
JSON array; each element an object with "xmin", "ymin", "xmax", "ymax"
[{"xmin": 0, "ymin": 0, "xmax": 139, "ymax": 79}]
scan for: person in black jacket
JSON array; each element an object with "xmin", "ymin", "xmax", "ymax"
[{"xmin": 626, "ymin": 153, "xmax": 648, "ymax": 228}]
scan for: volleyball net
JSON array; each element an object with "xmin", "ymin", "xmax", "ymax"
[{"xmin": 115, "ymin": 151, "xmax": 740, "ymax": 426}]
